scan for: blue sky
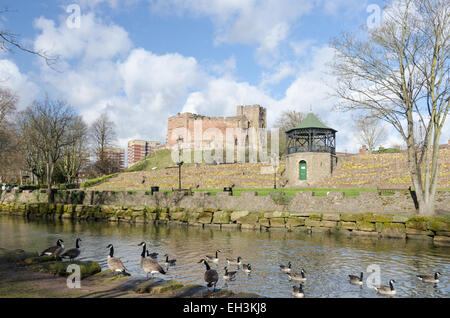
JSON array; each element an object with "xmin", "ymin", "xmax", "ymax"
[{"xmin": 1, "ymin": 0, "xmax": 447, "ymax": 156}]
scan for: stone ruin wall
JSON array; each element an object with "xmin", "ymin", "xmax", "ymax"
[{"xmin": 166, "ymin": 105, "xmax": 267, "ymax": 148}]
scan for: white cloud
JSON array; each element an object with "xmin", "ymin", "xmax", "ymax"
[
  {"xmin": 0, "ymin": 59, "xmax": 39, "ymax": 110},
  {"xmin": 33, "ymin": 13, "xmax": 132, "ymax": 62},
  {"xmin": 149, "ymin": 0, "xmax": 315, "ymax": 64}
]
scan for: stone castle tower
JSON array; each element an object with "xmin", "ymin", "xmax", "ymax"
[{"xmin": 166, "ymin": 105, "xmax": 267, "ymax": 148}]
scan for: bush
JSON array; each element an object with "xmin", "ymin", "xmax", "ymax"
[{"xmin": 81, "ymin": 173, "xmax": 119, "ymax": 188}]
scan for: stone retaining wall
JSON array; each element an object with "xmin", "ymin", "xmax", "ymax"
[
  {"xmin": 1, "ymin": 202, "xmax": 449, "ymax": 246},
  {"xmin": 2, "ymin": 189, "xmax": 450, "ymax": 214}
]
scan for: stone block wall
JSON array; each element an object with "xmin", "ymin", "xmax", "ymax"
[{"xmin": 1, "ymin": 202, "xmax": 449, "ymax": 246}]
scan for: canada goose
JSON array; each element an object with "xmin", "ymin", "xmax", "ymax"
[
  {"xmin": 164, "ymin": 254, "xmax": 177, "ymax": 266},
  {"xmin": 349, "ymin": 272, "xmax": 363, "ymax": 285},
  {"xmin": 374, "ymin": 280, "xmax": 396, "ymax": 296},
  {"xmin": 60, "ymin": 238, "xmax": 81, "ymax": 261},
  {"xmin": 292, "ymin": 284, "xmax": 305, "ymax": 298},
  {"xmin": 280, "ymin": 261, "xmax": 292, "ymax": 273},
  {"xmin": 106, "ymin": 244, "xmax": 128, "ymax": 275},
  {"xmin": 146, "ymin": 250, "xmax": 158, "ymax": 260},
  {"xmin": 40, "ymin": 239, "xmax": 64, "ymax": 258},
  {"xmin": 138, "ymin": 242, "xmax": 165, "ymax": 279},
  {"xmin": 206, "ymin": 250, "xmax": 221, "ymax": 263},
  {"xmin": 242, "ymin": 263, "xmax": 252, "ymax": 274},
  {"xmin": 226, "ymin": 256, "xmax": 242, "ymax": 266},
  {"xmin": 417, "ymin": 272, "xmax": 441, "ymax": 283},
  {"xmin": 198, "ymin": 259, "xmax": 219, "ymax": 291},
  {"xmin": 287, "ymin": 269, "xmax": 306, "ymax": 282},
  {"xmin": 223, "ymin": 266, "xmax": 237, "ymax": 281}
]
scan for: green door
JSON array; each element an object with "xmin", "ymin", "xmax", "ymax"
[{"xmin": 299, "ymin": 161, "xmax": 307, "ymax": 180}]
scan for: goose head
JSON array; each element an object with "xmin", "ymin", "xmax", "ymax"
[{"xmin": 138, "ymin": 242, "xmax": 146, "ymax": 247}]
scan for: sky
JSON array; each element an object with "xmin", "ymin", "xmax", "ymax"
[{"xmin": 0, "ymin": 0, "xmax": 448, "ymax": 159}]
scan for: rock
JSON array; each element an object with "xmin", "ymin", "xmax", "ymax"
[
  {"xmin": 406, "ymin": 234, "xmax": 433, "ymax": 241},
  {"xmin": 258, "ymin": 218, "xmax": 270, "ymax": 227},
  {"xmin": 433, "ymin": 236, "xmax": 450, "ymax": 246},
  {"xmin": 270, "ymin": 218, "xmax": 286, "ymax": 228},
  {"xmin": 392, "ymin": 215, "xmax": 410, "ymax": 223},
  {"xmin": 350, "ymin": 230, "xmax": 379, "ymax": 237},
  {"xmin": 29, "ymin": 260, "xmax": 101, "ymax": 279},
  {"xmin": 135, "ymin": 279, "xmax": 184, "ymax": 295},
  {"xmin": 198, "ymin": 212, "xmax": 213, "ymax": 224},
  {"xmin": 364, "ymin": 214, "xmax": 393, "ymax": 223},
  {"xmin": 356, "ymin": 221, "xmax": 376, "ymax": 232},
  {"xmin": 230, "ymin": 211, "xmax": 249, "ymax": 222},
  {"xmin": 236, "ymin": 213, "xmax": 259, "ymax": 224},
  {"xmin": 212, "ymin": 211, "xmax": 231, "ymax": 224},
  {"xmin": 322, "ymin": 213, "xmax": 340, "ymax": 221},
  {"xmin": 340, "ymin": 214, "xmax": 364, "ymax": 222},
  {"xmin": 405, "ymin": 228, "xmax": 434, "ymax": 236},
  {"xmin": 379, "ymin": 222, "xmax": 406, "ymax": 239},
  {"xmin": 340, "ymin": 221, "xmax": 357, "ymax": 230},
  {"xmin": 286, "ymin": 217, "xmax": 305, "ymax": 227},
  {"xmin": 305, "ymin": 219, "xmax": 321, "ymax": 227},
  {"xmin": 320, "ymin": 221, "xmax": 338, "ymax": 228}
]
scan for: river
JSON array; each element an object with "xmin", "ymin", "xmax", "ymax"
[{"xmin": 0, "ymin": 215, "xmax": 448, "ymax": 298}]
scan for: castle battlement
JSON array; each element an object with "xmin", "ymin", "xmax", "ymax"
[{"xmin": 166, "ymin": 105, "xmax": 267, "ymax": 146}]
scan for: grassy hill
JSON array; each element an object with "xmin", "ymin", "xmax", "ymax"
[{"xmin": 86, "ymin": 147, "xmax": 450, "ymax": 191}]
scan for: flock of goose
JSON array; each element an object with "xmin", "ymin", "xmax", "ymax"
[{"xmin": 40, "ymin": 239, "xmax": 443, "ymax": 298}]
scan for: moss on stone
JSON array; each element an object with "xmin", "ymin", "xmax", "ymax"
[
  {"xmin": 363, "ymin": 214, "xmax": 393, "ymax": 223},
  {"xmin": 270, "ymin": 217, "xmax": 286, "ymax": 227},
  {"xmin": 212, "ymin": 211, "xmax": 231, "ymax": 224},
  {"xmin": 28, "ymin": 260, "xmax": 101, "ymax": 279},
  {"xmin": 286, "ymin": 217, "xmax": 305, "ymax": 227},
  {"xmin": 236, "ymin": 213, "xmax": 259, "ymax": 224},
  {"xmin": 340, "ymin": 214, "xmax": 364, "ymax": 222},
  {"xmin": 198, "ymin": 212, "xmax": 213, "ymax": 224},
  {"xmin": 356, "ymin": 221, "xmax": 376, "ymax": 232},
  {"xmin": 340, "ymin": 221, "xmax": 357, "ymax": 230}
]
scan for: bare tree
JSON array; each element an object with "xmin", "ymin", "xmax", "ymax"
[
  {"xmin": 0, "ymin": 88, "xmax": 21, "ymax": 182},
  {"xmin": 90, "ymin": 112, "xmax": 118, "ymax": 175},
  {"xmin": 58, "ymin": 116, "xmax": 89, "ymax": 184},
  {"xmin": 331, "ymin": 0, "xmax": 449, "ymax": 215},
  {"xmin": 274, "ymin": 110, "xmax": 306, "ymax": 132},
  {"xmin": 18, "ymin": 98, "xmax": 77, "ymax": 202},
  {"xmin": 355, "ymin": 116, "xmax": 388, "ymax": 152},
  {"xmin": 0, "ymin": 7, "xmax": 56, "ymax": 67},
  {"xmin": 0, "ymin": 88, "xmax": 17, "ymax": 127}
]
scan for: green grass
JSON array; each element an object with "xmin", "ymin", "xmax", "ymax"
[
  {"xmin": 81, "ymin": 173, "xmax": 119, "ymax": 188},
  {"xmin": 192, "ymin": 188, "xmax": 379, "ymax": 197},
  {"xmin": 125, "ymin": 149, "xmax": 205, "ymax": 172}
]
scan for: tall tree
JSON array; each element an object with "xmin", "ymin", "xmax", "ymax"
[
  {"xmin": 355, "ymin": 116, "xmax": 388, "ymax": 152},
  {"xmin": 0, "ymin": 88, "xmax": 20, "ymax": 182},
  {"xmin": 58, "ymin": 116, "xmax": 89, "ymax": 184},
  {"xmin": 18, "ymin": 98, "xmax": 77, "ymax": 202},
  {"xmin": 332, "ymin": 0, "xmax": 449, "ymax": 215},
  {"xmin": 90, "ymin": 112, "xmax": 117, "ymax": 175}
]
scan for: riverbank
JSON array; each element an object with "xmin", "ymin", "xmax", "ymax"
[
  {"xmin": 0, "ymin": 248, "xmax": 260, "ymax": 298},
  {"xmin": 1, "ymin": 202, "xmax": 449, "ymax": 246}
]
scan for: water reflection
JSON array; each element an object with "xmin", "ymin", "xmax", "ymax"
[{"xmin": 0, "ymin": 216, "xmax": 448, "ymax": 298}]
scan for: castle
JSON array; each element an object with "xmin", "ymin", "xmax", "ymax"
[{"xmin": 166, "ymin": 105, "xmax": 267, "ymax": 149}]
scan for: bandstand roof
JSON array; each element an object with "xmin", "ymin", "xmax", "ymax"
[{"xmin": 286, "ymin": 113, "xmax": 337, "ymax": 133}]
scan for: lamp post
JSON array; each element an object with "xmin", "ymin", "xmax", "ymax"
[{"xmin": 177, "ymin": 137, "xmax": 184, "ymax": 191}]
